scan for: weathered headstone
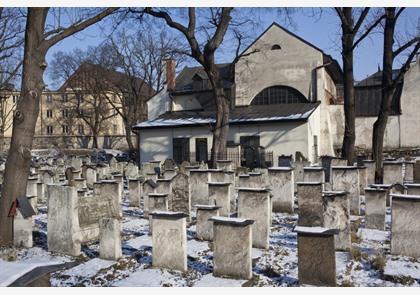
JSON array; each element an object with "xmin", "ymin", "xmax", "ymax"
[
  {"xmin": 331, "ymin": 166, "xmax": 360, "ymax": 215},
  {"xmin": 295, "ymin": 226, "xmax": 338, "ymax": 286},
  {"xmin": 383, "ymin": 161, "xmax": 404, "ymax": 185},
  {"xmin": 297, "ymin": 182, "xmax": 324, "ymax": 227},
  {"xmin": 208, "ymin": 182, "xmax": 231, "ymax": 217},
  {"xmin": 267, "ymin": 167, "xmax": 294, "ymax": 213},
  {"xmin": 171, "ymin": 173, "xmax": 191, "ymax": 220},
  {"xmin": 237, "ymin": 187, "xmax": 271, "ymax": 249},
  {"xmin": 194, "ymin": 205, "xmax": 220, "ymax": 241},
  {"xmin": 190, "ymin": 170, "xmax": 210, "ymax": 206},
  {"xmin": 210, "ymin": 216, "xmax": 254, "ymax": 280},
  {"xmin": 151, "ymin": 211, "xmax": 188, "ymax": 272},
  {"xmin": 128, "ymin": 179, "xmax": 142, "ymax": 207},
  {"xmin": 363, "ymin": 160, "xmax": 375, "ymax": 185},
  {"xmin": 303, "ymin": 166, "xmax": 325, "ymax": 185},
  {"xmin": 364, "ymin": 188, "xmax": 387, "ymax": 230},
  {"xmin": 405, "ymin": 183, "xmax": 420, "ymax": 195}
]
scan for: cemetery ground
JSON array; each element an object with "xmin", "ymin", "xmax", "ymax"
[{"xmin": 1, "ymin": 190, "xmax": 420, "ymax": 287}]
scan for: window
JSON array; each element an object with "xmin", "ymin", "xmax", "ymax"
[
  {"xmin": 46, "ymin": 94, "xmax": 52, "ymax": 102},
  {"xmin": 195, "ymin": 138, "xmax": 208, "ymax": 163},
  {"xmin": 62, "ymin": 125, "xmax": 69, "ymax": 134},
  {"xmin": 78, "ymin": 125, "xmax": 84, "ymax": 135},
  {"xmin": 61, "ymin": 94, "xmax": 68, "ymax": 102},
  {"xmin": 12, "ymin": 95, "xmax": 19, "ymax": 103},
  {"xmin": 173, "ymin": 138, "xmax": 190, "ymax": 164},
  {"xmin": 76, "ymin": 93, "xmax": 84, "ymax": 103},
  {"xmin": 62, "ymin": 109, "xmax": 69, "ymax": 118},
  {"xmin": 251, "ymin": 86, "xmax": 307, "ymax": 105},
  {"xmin": 271, "ymin": 44, "xmax": 281, "ymax": 50},
  {"xmin": 47, "ymin": 125, "xmax": 53, "ymax": 134},
  {"xmin": 46, "ymin": 109, "xmax": 53, "ymax": 118}
]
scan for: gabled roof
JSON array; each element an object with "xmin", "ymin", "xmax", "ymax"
[
  {"xmin": 58, "ymin": 62, "xmax": 156, "ymax": 99},
  {"xmin": 356, "ymin": 69, "xmax": 401, "ymax": 87},
  {"xmin": 133, "ymin": 102, "xmax": 320, "ymax": 130}
]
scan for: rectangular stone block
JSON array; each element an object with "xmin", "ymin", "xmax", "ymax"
[
  {"xmin": 303, "ymin": 167, "xmax": 325, "ymax": 184},
  {"xmin": 323, "ymin": 191, "xmax": 350, "ymax": 251},
  {"xmin": 211, "ymin": 217, "xmax": 253, "ymax": 280},
  {"xmin": 267, "ymin": 167, "xmax": 294, "ymax": 213},
  {"xmin": 237, "ymin": 188, "xmax": 271, "ymax": 249},
  {"xmin": 383, "ymin": 161, "xmax": 404, "ymax": 185},
  {"xmin": 405, "ymin": 183, "xmax": 420, "ymax": 195},
  {"xmin": 365, "ymin": 188, "xmax": 386, "ymax": 230},
  {"xmin": 391, "ymin": 194, "xmax": 420, "ymax": 258},
  {"xmin": 363, "ymin": 160, "xmax": 375, "ymax": 185},
  {"xmin": 332, "ymin": 166, "xmax": 360, "ymax": 215},
  {"xmin": 152, "ymin": 212, "xmax": 188, "ymax": 272},
  {"xmin": 297, "ymin": 182, "xmax": 323, "ymax": 226},
  {"xmin": 190, "ymin": 170, "xmax": 210, "ymax": 206},
  {"xmin": 195, "ymin": 205, "xmax": 220, "ymax": 241},
  {"xmin": 13, "ymin": 211, "xmax": 33, "ymax": 248},
  {"xmin": 99, "ymin": 217, "xmax": 122, "ymax": 260},
  {"xmin": 128, "ymin": 179, "xmax": 141, "ymax": 207},
  {"xmin": 295, "ymin": 226, "xmax": 338, "ymax": 286},
  {"xmin": 208, "ymin": 182, "xmax": 231, "ymax": 217}
]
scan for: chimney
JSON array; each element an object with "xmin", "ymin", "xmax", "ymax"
[{"xmin": 165, "ymin": 59, "xmax": 176, "ymax": 91}]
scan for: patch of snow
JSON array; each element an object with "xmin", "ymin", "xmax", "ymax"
[
  {"xmin": 124, "ymin": 234, "xmax": 152, "ymax": 250},
  {"xmin": 358, "ymin": 228, "xmax": 389, "ymax": 242},
  {"xmin": 188, "ymin": 240, "xmax": 210, "ymax": 258},
  {"xmin": 193, "ymin": 273, "xmax": 247, "ymax": 287},
  {"xmin": 60, "ymin": 258, "xmax": 115, "ymax": 278},
  {"xmin": 384, "ymin": 257, "xmax": 420, "ymax": 280}
]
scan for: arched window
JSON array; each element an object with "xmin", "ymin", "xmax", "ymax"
[
  {"xmin": 251, "ymin": 86, "xmax": 307, "ymax": 105},
  {"xmin": 271, "ymin": 44, "xmax": 281, "ymax": 50}
]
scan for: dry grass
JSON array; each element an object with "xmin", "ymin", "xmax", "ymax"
[
  {"xmin": 351, "ymin": 232, "xmax": 362, "ymax": 244},
  {"xmin": 371, "ymin": 253, "xmax": 386, "ymax": 274}
]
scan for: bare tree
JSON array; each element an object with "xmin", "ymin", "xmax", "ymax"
[
  {"xmin": 334, "ymin": 7, "xmax": 385, "ymax": 165},
  {"xmin": 134, "ymin": 7, "xmax": 234, "ymax": 168},
  {"xmin": 0, "ymin": 7, "xmax": 118, "ymax": 246},
  {"xmin": 103, "ymin": 28, "xmax": 183, "ymax": 150},
  {"xmin": 372, "ymin": 7, "xmax": 420, "ymax": 183}
]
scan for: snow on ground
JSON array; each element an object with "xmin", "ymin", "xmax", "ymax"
[{"xmin": 2, "ymin": 186, "xmax": 420, "ymax": 287}]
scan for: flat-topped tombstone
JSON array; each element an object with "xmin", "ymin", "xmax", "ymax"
[
  {"xmin": 322, "ymin": 191, "xmax": 350, "ymax": 251},
  {"xmin": 267, "ymin": 167, "xmax": 294, "ymax": 213},
  {"xmin": 238, "ymin": 174, "xmax": 250, "ymax": 187},
  {"xmin": 364, "ymin": 188, "xmax": 387, "ymax": 230},
  {"xmin": 208, "ymin": 182, "xmax": 231, "ymax": 217},
  {"xmin": 357, "ymin": 166, "xmax": 367, "ymax": 194},
  {"xmin": 331, "ymin": 166, "xmax": 360, "ymax": 215},
  {"xmin": 248, "ymin": 172, "xmax": 263, "ymax": 188},
  {"xmin": 125, "ymin": 162, "xmax": 139, "ymax": 179},
  {"xmin": 99, "ymin": 217, "xmax": 122, "ymax": 261},
  {"xmin": 237, "ymin": 187, "xmax": 271, "ymax": 249},
  {"xmin": 208, "ymin": 169, "xmax": 226, "ymax": 182},
  {"xmin": 303, "ymin": 166, "xmax": 325, "ymax": 184},
  {"xmin": 94, "ymin": 180, "xmax": 122, "ymax": 217},
  {"xmin": 391, "ymin": 194, "xmax": 420, "ymax": 258},
  {"xmin": 210, "ymin": 216, "xmax": 254, "ymax": 280},
  {"xmin": 297, "ymin": 182, "xmax": 324, "ymax": 227},
  {"xmin": 26, "ymin": 176, "xmax": 38, "ymax": 197},
  {"xmin": 370, "ymin": 183, "xmax": 393, "ymax": 206},
  {"xmin": 151, "ymin": 211, "xmax": 188, "ymax": 272},
  {"xmin": 383, "ymin": 161, "xmax": 404, "ymax": 185},
  {"xmin": 405, "ymin": 183, "xmax": 420, "ymax": 195},
  {"xmin": 295, "ymin": 226, "xmax": 339, "ymax": 286},
  {"xmin": 47, "ymin": 185, "xmax": 81, "ymax": 256},
  {"xmin": 163, "ymin": 169, "xmax": 176, "ymax": 179},
  {"xmin": 13, "ymin": 197, "xmax": 36, "ymax": 248},
  {"xmin": 73, "ymin": 178, "xmax": 87, "ymax": 190},
  {"xmin": 171, "ymin": 173, "xmax": 191, "ymax": 220},
  {"xmin": 128, "ymin": 179, "xmax": 141, "ymax": 207},
  {"xmin": 194, "ymin": 205, "xmax": 220, "ymax": 241},
  {"xmin": 363, "ymin": 160, "xmax": 375, "ymax": 185},
  {"xmin": 156, "ymin": 178, "xmax": 173, "ymax": 209},
  {"xmin": 85, "ymin": 166, "xmax": 97, "ymax": 189},
  {"xmin": 414, "ymin": 160, "xmax": 420, "ymax": 183},
  {"xmin": 189, "ymin": 169, "xmax": 210, "ymax": 206}
]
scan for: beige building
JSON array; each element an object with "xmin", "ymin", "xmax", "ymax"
[{"xmin": 0, "ymin": 63, "xmax": 154, "ymax": 151}]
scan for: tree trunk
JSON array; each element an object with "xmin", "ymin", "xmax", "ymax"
[
  {"xmin": 372, "ymin": 8, "xmax": 396, "ymax": 184},
  {"xmin": 0, "ymin": 9, "xmax": 47, "ymax": 246},
  {"xmin": 340, "ymin": 8, "xmax": 356, "ymax": 166},
  {"xmin": 92, "ymin": 133, "xmax": 99, "ymax": 149},
  {"xmin": 124, "ymin": 123, "xmax": 135, "ymax": 151}
]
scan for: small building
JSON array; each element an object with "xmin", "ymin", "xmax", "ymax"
[{"xmin": 133, "ymin": 23, "xmax": 343, "ymax": 166}]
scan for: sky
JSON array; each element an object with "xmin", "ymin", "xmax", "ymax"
[{"xmin": 44, "ymin": 7, "xmax": 420, "ymax": 89}]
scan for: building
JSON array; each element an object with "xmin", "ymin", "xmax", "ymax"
[
  {"xmin": 0, "ymin": 63, "xmax": 154, "ymax": 151},
  {"xmin": 133, "ymin": 23, "xmax": 344, "ymax": 166}
]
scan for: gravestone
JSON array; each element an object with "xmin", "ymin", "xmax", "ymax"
[
  {"xmin": 85, "ymin": 166, "xmax": 97, "ymax": 189},
  {"xmin": 237, "ymin": 188, "xmax": 271, "ymax": 249},
  {"xmin": 13, "ymin": 197, "xmax": 36, "ymax": 248},
  {"xmin": 128, "ymin": 179, "xmax": 141, "ymax": 207},
  {"xmin": 125, "ymin": 162, "xmax": 139, "ymax": 179},
  {"xmin": 143, "ymin": 180, "xmax": 157, "ymax": 218},
  {"xmin": 210, "ymin": 216, "xmax": 254, "ymax": 280},
  {"xmin": 278, "ymin": 155, "xmax": 293, "ymax": 167},
  {"xmin": 303, "ymin": 166, "xmax": 325, "ymax": 184},
  {"xmin": 391, "ymin": 193, "xmax": 420, "ymax": 258},
  {"xmin": 189, "ymin": 170, "xmax": 210, "ymax": 206},
  {"xmin": 216, "ymin": 160, "xmax": 233, "ymax": 171},
  {"xmin": 363, "ymin": 160, "xmax": 375, "ymax": 185},
  {"xmin": 297, "ymin": 182, "xmax": 324, "ymax": 227},
  {"xmin": 405, "ymin": 183, "xmax": 420, "ymax": 195},
  {"xmin": 171, "ymin": 173, "xmax": 191, "ymax": 220},
  {"xmin": 99, "ymin": 217, "xmax": 122, "ymax": 261},
  {"xmin": 404, "ymin": 161, "xmax": 415, "ymax": 183},
  {"xmin": 47, "ymin": 185, "xmax": 81, "ymax": 256},
  {"xmin": 331, "ymin": 166, "xmax": 360, "ymax": 215},
  {"xmin": 208, "ymin": 182, "xmax": 231, "ymax": 217},
  {"xmin": 414, "ymin": 160, "xmax": 420, "ymax": 183},
  {"xmin": 295, "ymin": 226, "xmax": 339, "ymax": 286},
  {"xmin": 370, "ymin": 183, "xmax": 393, "ymax": 206},
  {"xmin": 151, "ymin": 212, "xmax": 188, "ymax": 272},
  {"xmin": 323, "ymin": 191, "xmax": 350, "ymax": 251},
  {"xmin": 163, "ymin": 158, "xmax": 176, "ymax": 171},
  {"xmin": 364, "ymin": 188, "xmax": 386, "ymax": 230},
  {"xmin": 267, "ymin": 167, "xmax": 294, "ymax": 213},
  {"xmin": 383, "ymin": 161, "xmax": 404, "ymax": 185},
  {"xmin": 195, "ymin": 205, "xmax": 220, "ymax": 241}
]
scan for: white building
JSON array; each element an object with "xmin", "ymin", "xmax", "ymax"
[{"xmin": 133, "ymin": 23, "xmax": 344, "ymax": 166}]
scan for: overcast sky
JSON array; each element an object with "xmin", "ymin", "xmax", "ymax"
[{"xmin": 44, "ymin": 7, "xmax": 420, "ymax": 88}]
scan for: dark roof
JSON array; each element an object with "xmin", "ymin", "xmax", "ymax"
[
  {"xmin": 133, "ymin": 102, "xmax": 320, "ymax": 129},
  {"xmin": 356, "ymin": 69, "xmax": 401, "ymax": 87},
  {"xmin": 58, "ymin": 62, "xmax": 156, "ymax": 99},
  {"xmin": 173, "ymin": 63, "xmax": 233, "ymax": 93}
]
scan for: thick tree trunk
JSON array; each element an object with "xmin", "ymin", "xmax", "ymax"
[
  {"xmin": 92, "ymin": 133, "xmax": 99, "ymax": 149},
  {"xmin": 0, "ymin": 9, "xmax": 47, "ymax": 246},
  {"xmin": 372, "ymin": 8, "xmax": 396, "ymax": 184},
  {"xmin": 340, "ymin": 8, "xmax": 356, "ymax": 166}
]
